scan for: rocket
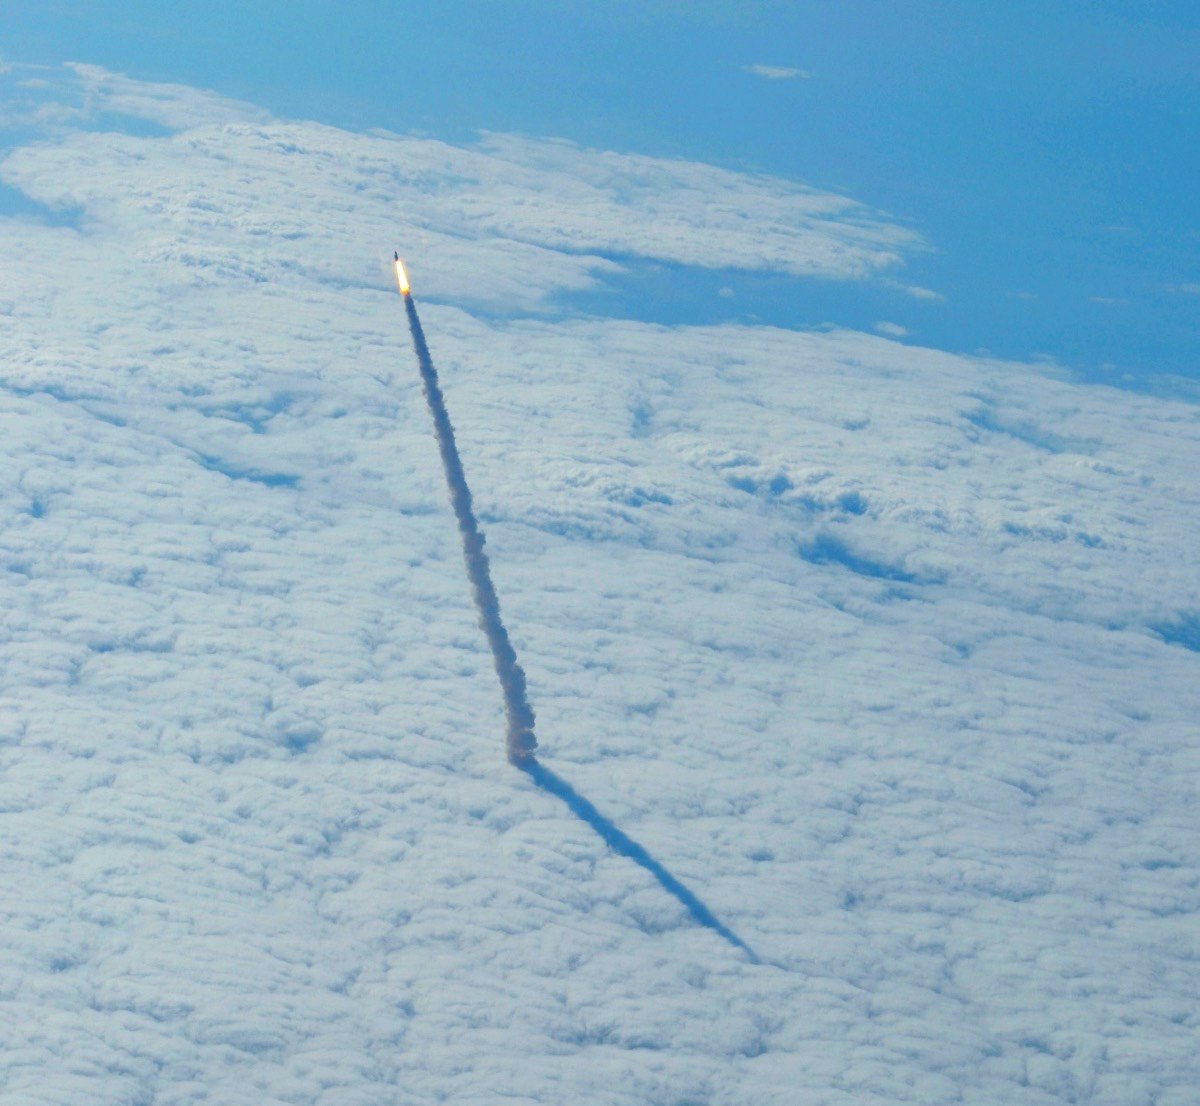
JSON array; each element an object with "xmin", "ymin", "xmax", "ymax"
[{"xmin": 393, "ymin": 253, "xmax": 411, "ymax": 297}]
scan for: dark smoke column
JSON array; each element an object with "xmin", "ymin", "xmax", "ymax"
[{"xmin": 397, "ymin": 259, "xmax": 537, "ymax": 761}]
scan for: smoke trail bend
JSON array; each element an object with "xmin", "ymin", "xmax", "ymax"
[{"xmin": 404, "ymin": 294, "xmax": 537, "ymax": 762}]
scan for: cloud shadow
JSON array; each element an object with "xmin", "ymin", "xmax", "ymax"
[{"xmin": 517, "ymin": 757, "xmax": 758, "ymax": 962}]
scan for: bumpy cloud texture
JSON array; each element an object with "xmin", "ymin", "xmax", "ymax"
[{"xmin": 1, "ymin": 64, "xmax": 1197, "ymax": 1105}]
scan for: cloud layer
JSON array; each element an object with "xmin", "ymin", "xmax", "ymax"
[
  {"xmin": 0, "ymin": 65, "xmax": 1197, "ymax": 1105},
  {"xmin": 1, "ymin": 63, "xmax": 920, "ymax": 317}
]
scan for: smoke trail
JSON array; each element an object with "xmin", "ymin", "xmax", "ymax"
[
  {"xmin": 402, "ymin": 285, "xmax": 752, "ymax": 959},
  {"xmin": 404, "ymin": 294, "xmax": 537, "ymax": 761}
]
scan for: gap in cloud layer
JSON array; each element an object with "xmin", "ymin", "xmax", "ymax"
[
  {"xmin": 555, "ymin": 255, "xmax": 1200, "ymax": 397},
  {"xmin": 1151, "ymin": 613, "xmax": 1200, "ymax": 654},
  {"xmin": 0, "ymin": 180, "xmax": 83, "ymax": 226},
  {"xmin": 556, "ymin": 256, "xmax": 942, "ymax": 339}
]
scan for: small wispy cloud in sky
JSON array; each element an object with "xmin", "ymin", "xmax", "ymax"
[
  {"xmin": 1166, "ymin": 282, "xmax": 1200, "ymax": 295},
  {"xmin": 902, "ymin": 283, "xmax": 945, "ymax": 302},
  {"xmin": 744, "ymin": 64, "xmax": 811, "ymax": 81},
  {"xmin": 874, "ymin": 321, "xmax": 909, "ymax": 338}
]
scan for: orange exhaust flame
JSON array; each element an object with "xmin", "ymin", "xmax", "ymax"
[{"xmin": 394, "ymin": 256, "xmax": 411, "ymax": 296}]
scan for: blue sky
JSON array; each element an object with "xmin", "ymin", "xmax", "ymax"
[{"xmin": 5, "ymin": 0, "xmax": 1198, "ymax": 386}]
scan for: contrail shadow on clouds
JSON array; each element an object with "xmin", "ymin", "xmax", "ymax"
[
  {"xmin": 404, "ymin": 294, "xmax": 537, "ymax": 761},
  {"xmin": 518, "ymin": 758, "xmax": 758, "ymax": 962}
]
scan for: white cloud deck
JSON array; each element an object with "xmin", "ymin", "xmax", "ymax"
[{"xmin": 1, "ymin": 65, "xmax": 1197, "ymax": 1106}]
